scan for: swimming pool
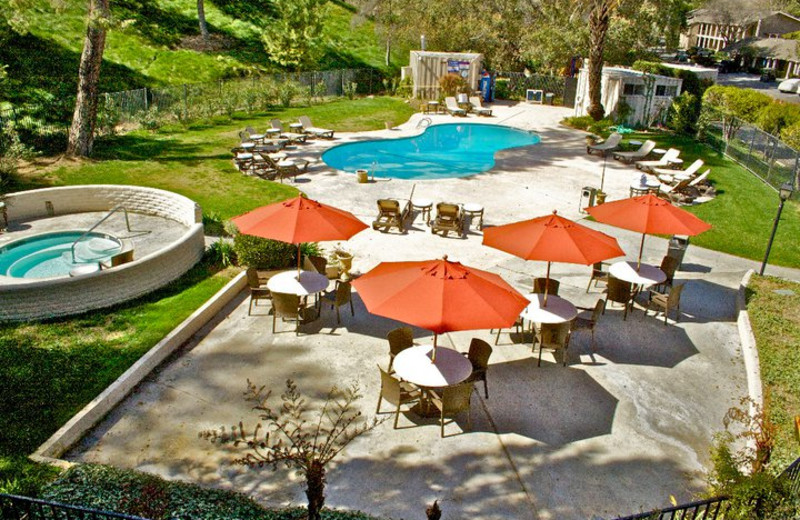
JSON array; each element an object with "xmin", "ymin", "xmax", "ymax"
[
  {"xmin": 321, "ymin": 123, "xmax": 541, "ymax": 179},
  {"xmin": 0, "ymin": 231, "xmax": 123, "ymax": 279}
]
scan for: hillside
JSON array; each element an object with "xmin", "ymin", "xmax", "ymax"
[{"xmin": 0, "ymin": 0, "xmax": 409, "ymax": 106}]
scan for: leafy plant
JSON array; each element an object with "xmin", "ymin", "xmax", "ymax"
[
  {"xmin": 200, "ymin": 379, "xmax": 379, "ymax": 520},
  {"xmin": 667, "ymin": 93, "xmax": 700, "ymax": 135},
  {"xmin": 438, "ymin": 73, "xmax": 467, "ymax": 97},
  {"xmin": 204, "ymin": 239, "xmax": 236, "ymax": 267},
  {"xmin": 343, "ymin": 81, "xmax": 358, "ymax": 100},
  {"xmin": 232, "ymin": 233, "xmax": 296, "ymax": 269}
]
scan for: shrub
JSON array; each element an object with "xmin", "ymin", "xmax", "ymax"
[
  {"xmin": 781, "ymin": 121, "xmax": 800, "ymax": 149},
  {"xmin": 587, "ymin": 118, "xmax": 614, "ymax": 135},
  {"xmin": 343, "ymin": 81, "xmax": 358, "ymax": 100},
  {"xmin": 232, "ymin": 233, "xmax": 296, "ymax": 269},
  {"xmin": 438, "ymin": 73, "xmax": 467, "ymax": 97},
  {"xmin": 756, "ymin": 102, "xmax": 800, "ymax": 136},
  {"xmin": 667, "ymin": 92, "xmax": 700, "ymax": 135},
  {"xmin": 494, "ymin": 78, "xmax": 511, "ymax": 100},
  {"xmin": 395, "ymin": 76, "xmax": 412, "ymax": 98},
  {"xmin": 561, "ymin": 115, "xmax": 594, "ymax": 131},
  {"xmin": 204, "ymin": 239, "xmax": 236, "ymax": 267},
  {"xmin": 277, "ymin": 80, "xmax": 304, "ymax": 108}
]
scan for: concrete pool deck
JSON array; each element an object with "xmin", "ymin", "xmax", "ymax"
[{"xmin": 65, "ymin": 102, "xmax": 793, "ymax": 519}]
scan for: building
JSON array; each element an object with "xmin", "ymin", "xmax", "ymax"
[
  {"xmin": 680, "ymin": 10, "xmax": 800, "ymax": 52},
  {"xmin": 408, "ymin": 51, "xmax": 483, "ymax": 99},
  {"xmin": 724, "ymin": 37, "xmax": 800, "ymax": 78},
  {"xmin": 574, "ymin": 67, "xmax": 683, "ymax": 127}
]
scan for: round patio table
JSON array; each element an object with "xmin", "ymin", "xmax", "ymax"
[
  {"xmin": 393, "ymin": 345, "xmax": 472, "ymax": 388},
  {"xmin": 609, "ymin": 261, "xmax": 666, "ymax": 287},
  {"xmin": 520, "ymin": 293, "xmax": 577, "ymax": 324},
  {"xmin": 267, "ymin": 270, "xmax": 330, "ymax": 297},
  {"xmin": 652, "ymin": 148, "xmax": 667, "ymax": 155}
]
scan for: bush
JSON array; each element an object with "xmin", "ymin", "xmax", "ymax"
[
  {"xmin": 204, "ymin": 239, "xmax": 236, "ymax": 267},
  {"xmin": 438, "ymin": 73, "xmax": 467, "ymax": 97},
  {"xmin": 667, "ymin": 92, "xmax": 700, "ymax": 135},
  {"xmin": 781, "ymin": 121, "xmax": 800, "ymax": 149},
  {"xmin": 494, "ymin": 78, "xmax": 511, "ymax": 100},
  {"xmin": 233, "ymin": 233, "xmax": 296, "ymax": 269},
  {"xmin": 561, "ymin": 115, "xmax": 594, "ymax": 131},
  {"xmin": 757, "ymin": 102, "xmax": 800, "ymax": 136},
  {"xmin": 41, "ymin": 464, "xmax": 382, "ymax": 520}
]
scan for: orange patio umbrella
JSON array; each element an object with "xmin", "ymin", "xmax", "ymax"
[
  {"xmin": 482, "ymin": 210, "xmax": 625, "ymax": 303},
  {"xmin": 352, "ymin": 256, "xmax": 529, "ymax": 360},
  {"xmin": 231, "ymin": 195, "xmax": 368, "ymax": 275},
  {"xmin": 585, "ymin": 193, "xmax": 711, "ymax": 269}
]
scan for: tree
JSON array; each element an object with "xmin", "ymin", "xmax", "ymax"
[
  {"xmin": 197, "ymin": 0, "xmax": 209, "ymax": 42},
  {"xmin": 200, "ymin": 379, "xmax": 378, "ymax": 520},
  {"xmin": 262, "ymin": 0, "xmax": 327, "ymax": 70},
  {"xmin": 66, "ymin": 0, "xmax": 110, "ymax": 157},
  {"xmin": 355, "ymin": 0, "xmax": 397, "ymax": 66},
  {"xmin": 702, "ymin": 85, "xmax": 772, "ymax": 139},
  {"xmin": 587, "ymin": 0, "xmax": 621, "ymax": 120}
]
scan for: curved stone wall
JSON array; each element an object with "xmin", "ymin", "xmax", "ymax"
[{"xmin": 0, "ymin": 185, "xmax": 205, "ymax": 321}]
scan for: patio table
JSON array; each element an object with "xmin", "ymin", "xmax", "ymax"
[
  {"xmin": 267, "ymin": 270, "xmax": 330, "ymax": 297},
  {"xmin": 609, "ymin": 261, "xmax": 666, "ymax": 287},
  {"xmin": 393, "ymin": 345, "xmax": 472, "ymax": 389},
  {"xmin": 520, "ymin": 293, "xmax": 577, "ymax": 325}
]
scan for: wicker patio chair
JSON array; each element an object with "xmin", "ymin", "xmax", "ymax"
[
  {"xmin": 463, "ymin": 338, "xmax": 493, "ymax": 399},
  {"xmin": 387, "ymin": 326, "xmax": 414, "ymax": 372},
  {"xmin": 428, "ymin": 382, "xmax": 474, "ymax": 437},
  {"xmin": 534, "ymin": 321, "xmax": 572, "ymax": 366},
  {"xmin": 246, "ymin": 267, "xmax": 271, "ymax": 315},
  {"xmin": 647, "ymin": 283, "xmax": 686, "ymax": 325},
  {"xmin": 533, "ymin": 277, "xmax": 560, "ymax": 296},
  {"xmin": 586, "ymin": 261, "xmax": 610, "ymax": 292},
  {"xmin": 605, "ymin": 275, "xmax": 634, "ymax": 320},
  {"xmin": 376, "ymin": 365, "xmax": 421, "ymax": 429},
  {"xmin": 572, "ymin": 298, "xmax": 604, "ymax": 351}
]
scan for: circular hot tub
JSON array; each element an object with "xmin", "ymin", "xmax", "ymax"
[{"xmin": 0, "ymin": 185, "xmax": 205, "ymax": 321}]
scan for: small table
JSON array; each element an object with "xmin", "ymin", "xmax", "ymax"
[
  {"xmin": 630, "ymin": 176, "xmax": 661, "ymax": 197},
  {"xmin": 240, "ymin": 142, "xmax": 256, "ymax": 150},
  {"xmin": 267, "ymin": 270, "xmax": 330, "ymax": 297},
  {"xmin": 425, "ymin": 101, "xmax": 440, "ymax": 114},
  {"xmin": 249, "ymin": 133, "xmax": 266, "ymax": 143},
  {"xmin": 412, "ymin": 198, "xmax": 433, "ymax": 225},
  {"xmin": 652, "ymin": 148, "xmax": 667, "ymax": 155},
  {"xmin": 393, "ymin": 345, "xmax": 472, "ymax": 388},
  {"xmin": 667, "ymin": 157, "xmax": 684, "ymax": 169},
  {"xmin": 628, "ymin": 140, "xmax": 642, "ymax": 148},
  {"xmin": 609, "ymin": 261, "xmax": 666, "ymax": 287},
  {"xmin": 520, "ymin": 293, "xmax": 577, "ymax": 324},
  {"xmin": 462, "ymin": 203, "xmax": 484, "ymax": 230},
  {"xmin": 289, "ymin": 122, "xmax": 304, "ymax": 132},
  {"xmin": 266, "ymin": 128, "xmax": 282, "ymax": 137}
]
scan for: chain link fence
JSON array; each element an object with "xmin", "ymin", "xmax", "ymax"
[
  {"xmin": 494, "ymin": 72, "xmax": 569, "ymax": 104},
  {"xmin": 102, "ymin": 68, "xmax": 383, "ymax": 125},
  {"xmin": 702, "ymin": 107, "xmax": 800, "ymax": 196}
]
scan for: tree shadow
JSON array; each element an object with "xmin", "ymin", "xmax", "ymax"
[{"xmin": 91, "ymin": 134, "xmax": 208, "ymax": 162}]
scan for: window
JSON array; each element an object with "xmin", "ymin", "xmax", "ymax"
[
  {"xmin": 623, "ymin": 83, "xmax": 645, "ymax": 96},
  {"xmin": 656, "ymin": 85, "xmax": 678, "ymax": 97}
]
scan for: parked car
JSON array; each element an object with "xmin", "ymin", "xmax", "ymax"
[
  {"xmin": 778, "ymin": 78, "xmax": 800, "ymax": 93},
  {"xmin": 717, "ymin": 60, "xmax": 737, "ymax": 74},
  {"xmin": 674, "ymin": 51, "xmax": 689, "ymax": 63},
  {"xmin": 760, "ymin": 69, "xmax": 777, "ymax": 82}
]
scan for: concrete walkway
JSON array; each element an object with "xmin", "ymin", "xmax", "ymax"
[{"xmin": 68, "ymin": 103, "xmax": 768, "ymax": 519}]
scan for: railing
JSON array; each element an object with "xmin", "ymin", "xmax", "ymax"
[
  {"xmin": 0, "ymin": 493, "xmax": 149, "ymax": 520},
  {"xmin": 70, "ymin": 205, "xmax": 133, "ymax": 262},
  {"xmin": 614, "ymin": 456, "xmax": 800, "ymax": 520}
]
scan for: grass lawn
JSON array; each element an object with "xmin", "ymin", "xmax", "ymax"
[
  {"xmin": 745, "ymin": 275, "xmax": 800, "ymax": 471},
  {"xmin": 625, "ymin": 132, "xmax": 800, "ymax": 268}
]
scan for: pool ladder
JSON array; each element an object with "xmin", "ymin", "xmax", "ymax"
[
  {"xmin": 70, "ymin": 205, "xmax": 132, "ymax": 262},
  {"xmin": 416, "ymin": 117, "xmax": 432, "ymax": 129}
]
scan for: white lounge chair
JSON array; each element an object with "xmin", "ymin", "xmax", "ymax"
[
  {"xmin": 270, "ymin": 119, "xmax": 308, "ymax": 144},
  {"xmin": 298, "ymin": 116, "xmax": 334, "ymax": 139},
  {"xmin": 444, "ymin": 97, "xmax": 467, "ymax": 117},
  {"xmin": 613, "ymin": 140, "xmax": 655, "ymax": 163},
  {"xmin": 469, "ymin": 96, "xmax": 492, "ymax": 116},
  {"xmin": 653, "ymin": 159, "xmax": 704, "ymax": 182},
  {"xmin": 587, "ymin": 132, "xmax": 622, "ymax": 156},
  {"xmin": 636, "ymin": 148, "xmax": 680, "ymax": 172}
]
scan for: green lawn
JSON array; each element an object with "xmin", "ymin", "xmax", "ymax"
[
  {"xmin": 745, "ymin": 275, "xmax": 800, "ymax": 471},
  {"xmin": 625, "ymin": 132, "xmax": 800, "ymax": 268}
]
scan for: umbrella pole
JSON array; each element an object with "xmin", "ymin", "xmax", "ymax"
[
  {"xmin": 543, "ymin": 262, "xmax": 551, "ymax": 306},
  {"xmin": 432, "ymin": 333, "xmax": 438, "ymax": 362},
  {"xmin": 297, "ymin": 244, "xmax": 302, "ymax": 278},
  {"xmin": 637, "ymin": 233, "xmax": 646, "ymax": 270}
]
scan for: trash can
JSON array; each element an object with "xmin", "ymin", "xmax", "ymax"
[
  {"xmin": 356, "ymin": 169, "xmax": 369, "ymax": 183},
  {"xmin": 667, "ymin": 235, "xmax": 690, "ymax": 269},
  {"xmin": 579, "ymin": 186, "xmax": 597, "ymax": 213},
  {"xmin": 544, "ymin": 93, "xmax": 555, "ymax": 105}
]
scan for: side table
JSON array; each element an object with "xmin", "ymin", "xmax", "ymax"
[
  {"xmin": 412, "ymin": 198, "xmax": 433, "ymax": 225},
  {"xmin": 462, "ymin": 203, "xmax": 484, "ymax": 230}
]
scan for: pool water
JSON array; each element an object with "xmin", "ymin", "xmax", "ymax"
[
  {"xmin": 321, "ymin": 123, "xmax": 541, "ymax": 179},
  {"xmin": 0, "ymin": 231, "xmax": 123, "ymax": 279}
]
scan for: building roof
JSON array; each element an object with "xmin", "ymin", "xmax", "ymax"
[
  {"xmin": 687, "ymin": 7, "xmax": 769, "ymax": 27},
  {"xmin": 724, "ymin": 37, "xmax": 800, "ymax": 61},
  {"xmin": 409, "ymin": 51, "xmax": 482, "ymax": 60}
]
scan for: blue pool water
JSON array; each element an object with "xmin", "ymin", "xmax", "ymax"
[
  {"xmin": 0, "ymin": 231, "xmax": 123, "ymax": 279},
  {"xmin": 321, "ymin": 123, "xmax": 541, "ymax": 179}
]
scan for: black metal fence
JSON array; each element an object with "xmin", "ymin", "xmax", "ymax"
[
  {"xmin": 702, "ymin": 107, "xmax": 800, "ymax": 195},
  {"xmin": 0, "ymin": 493, "xmax": 149, "ymax": 520},
  {"xmin": 614, "ymin": 457, "xmax": 800, "ymax": 520}
]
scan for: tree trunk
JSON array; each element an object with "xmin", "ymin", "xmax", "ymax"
[
  {"xmin": 305, "ymin": 460, "xmax": 326, "ymax": 520},
  {"xmin": 66, "ymin": 0, "xmax": 109, "ymax": 158},
  {"xmin": 587, "ymin": 0, "xmax": 615, "ymax": 121},
  {"xmin": 198, "ymin": 0, "xmax": 209, "ymax": 41},
  {"xmin": 384, "ymin": 0, "xmax": 392, "ymax": 67}
]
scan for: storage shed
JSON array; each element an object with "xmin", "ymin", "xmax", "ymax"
[
  {"xmin": 574, "ymin": 67, "xmax": 683, "ymax": 126},
  {"xmin": 409, "ymin": 51, "xmax": 483, "ymax": 99}
]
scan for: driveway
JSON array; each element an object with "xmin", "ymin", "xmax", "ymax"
[{"xmin": 717, "ymin": 72, "xmax": 800, "ymax": 103}]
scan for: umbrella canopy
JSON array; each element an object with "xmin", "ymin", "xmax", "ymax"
[
  {"xmin": 231, "ymin": 195, "xmax": 368, "ymax": 244},
  {"xmin": 586, "ymin": 193, "xmax": 711, "ymax": 267},
  {"xmin": 231, "ymin": 195, "xmax": 368, "ymax": 273},
  {"xmin": 483, "ymin": 210, "xmax": 625, "ymax": 300},
  {"xmin": 352, "ymin": 257, "xmax": 528, "ymax": 352}
]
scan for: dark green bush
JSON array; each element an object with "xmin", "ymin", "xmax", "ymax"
[
  {"xmin": 561, "ymin": 115, "xmax": 594, "ymax": 131},
  {"xmin": 494, "ymin": 78, "xmax": 511, "ymax": 100},
  {"xmin": 42, "ymin": 464, "xmax": 383, "ymax": 520},
  {"xmin": 667, "ymin": 92, "xmax": 700, "ymax": 135},
  {"xmin": 233, "ymin": 233, "xmax": 296, "ymax": 268},
  {"xmin": 587, "ymin": 118, "xmax": 614, "ymax": 135}
]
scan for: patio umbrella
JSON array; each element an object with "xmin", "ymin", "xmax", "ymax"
[
  {"xmin": 352, "ymin": 256, "xmax": 528, "ymax": 360},
  {"xmin": 482, "ymin": 210, "xmax": 625, "ymax": 304},
  {"xmin": 585, "ymin": 193, "xmax": 711, "ymax": 269},
  {"xmin": 231, "ymin": 195, "xmax": 368, "ymax": 275}
]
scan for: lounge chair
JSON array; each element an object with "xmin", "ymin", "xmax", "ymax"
[
  {"xmin": 431, "ymin": 202, "xmax": 464, "ymax": 237},
  {"xmin": 587, "ymin": 132, "xmax": 622, "ymax": 156},
  {"xmin": 653, "ymin": 159, "xmax": 704, "ymax": 183},
  {"xmin": 613, "ymin": 140, "xmax": 656, "ymax": 163},
  {"xmin": 270, "ymin": 119, "xmax": 308, "ymax": 144},
  {"xmin": 259, "ymin": 154, "xmax": 309, "ymax": 183},
  {"xmin": 372, "ymin": 198, "xmax": 412, "ymax": 233},
  {"xmin": 444, "ymin": 97, "xmax": 467, "ymax": 117},
  {"xmin": 298, "ymin": 116, "xmax": 334, "ymax": 139},
  {"xmin": 636, "ymin": 148, "xmax": 680, "ymax": 172},
  {"xmin": 468, "ymin": 96, "xmax": 492, "ymax": 116},
  {"xmin": 660, "ymin": 170, "xmax": 711, "ymax": 204}
]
